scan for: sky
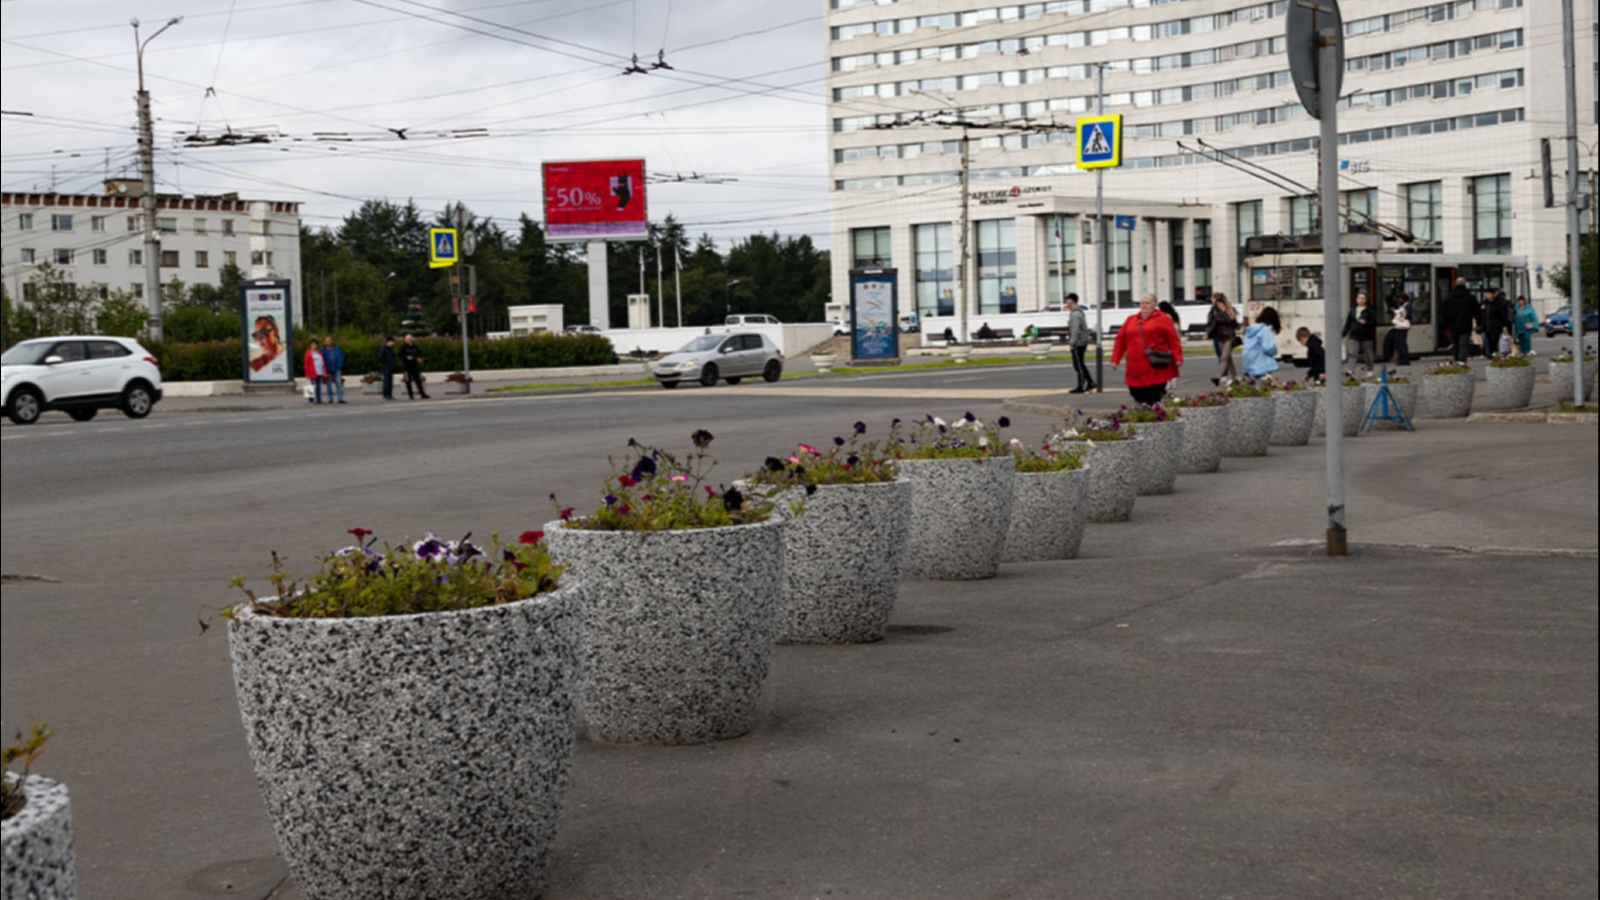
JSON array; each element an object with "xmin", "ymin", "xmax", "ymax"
[{"xmin": 0, "ymin": 0, "xmax": 833, "ymax": 247}]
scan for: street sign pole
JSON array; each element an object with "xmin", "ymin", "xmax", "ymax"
[
  {"xmin": 1093, "ymin": 64, "xmax": 1107, "ymax": 391},
  {"xmin": 1318, "ymin": 25, "xmax": 1346, "ymax": 556},
  {"xmin": 456, "ymin": 203, "xmax": 472, "ymax": 394},
  {"xmin": 1561, "ymin": 0, "xmax": 1586, "ymax": 406}
]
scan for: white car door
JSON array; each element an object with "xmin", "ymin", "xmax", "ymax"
[
  {"xmin": 84, "ymin": 340, "xmax": 131, "ymax": 397},
  {"xmin": 36, "ymin": 340, "xmax": 92, "ymax": 402}
]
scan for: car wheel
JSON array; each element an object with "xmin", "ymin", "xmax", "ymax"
[
  {"xmin": 122, "ymin": 383, "xmax": 155, "ymax": 419},
  {"xmin": 660, "ymin": 381, "xmax": 679, "ymax": 390},
  {"xmin": 699, "ymin": 365, "xmax": 719, "ymax": 388},
  {"xmin": 68, "ymin": 409, "xmax": 98, "ymax": 422},
  {"xmin": 6, "ymin": 388, "xmax": 43, "ymax": 425},
  {"xmin": 763, "ymin": 360, "xmax": 782, "ymax": 383},
  {"xmin": 726, "ymin": 376, "xmax": 743, "ymax": 385}
]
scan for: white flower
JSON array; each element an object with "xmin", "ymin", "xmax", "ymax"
[
  {"xmin": 932, "ymin": 416, "xmax": 947, "ymax": 427},
  {"xmin": 1009, "ymin": 438, "xmax": 1024, "ymax": 448},
  {"xmin": 978, "ymin": 436, "xmax": 989, "ymax": 447}
]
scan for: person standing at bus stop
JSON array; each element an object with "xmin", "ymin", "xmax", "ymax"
[
  {"xmin": 1513, "ymin": 295, "xmax": 1540, "ymax": 357},
  {"xmin": 399, "ymin": 334, "xmax": 429, "ymax": 400},
  {"xmin": 322, "ymin": 335, "xmax": 347, "ymax": 404},
  {"xmin": 1111, "ymin": 293, "xmax": 1183, "ymax": 405},
  {"xmin": 1483, "ymin": 289, "xmax": 1514, "ymax": 358},
  {"xmin": 1442, "ymin": 278, "xmax": 1479, "ymax": 362}
]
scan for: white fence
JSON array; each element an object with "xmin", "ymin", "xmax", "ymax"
[{"xmin": 604, "ymin": 324, "xmax": 835, "ymax": 358}]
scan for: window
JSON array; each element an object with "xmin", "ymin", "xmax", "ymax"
[
  {"xmin": 852, "ymin": 227, "xmax": 893, "ymax": 268},
  {"xmin": 222, "ymin": 219, "xmax": 235, "ymax": 236},
  {"xmin": 1193, "ymin": 219, "xmax": 1213, "ymax": 301},
  {"xmin": 1235, "ymin": 200, "xmax": 1263, "ymax": 293},
  {"xmin": 915, "ymin": 224, "xmax": 955, "ymax": 318},
  {"xmin": 1472, "ymin": 173, "xmax": 1512, "ymax": 253},
  {"xmin": 55, "ymin": 248, "xmax": 75, "ymax": 265},
  {"xmin": 194, "ymin": 218, "xmax": 208, "ymax": 235},
  {"xmin": 1046, "ymin": 215, "xmax": 1078, "ymax": 306},
  {"xmin": 18, "ymin": 213, "xmax": 34, "ymax": 231},
  {"xmin": 93, "ymin": 249, "xmax": 108, "ymax": 266},
  {"xmin": 129, "ymin": 249, "xmax": 143, "ymax": 266},
  {"xmin": 976, "ymin": 219, "xmax": 1018, "ymax": 314},
  {"xmin": 20, "ymin": 248, "xmax": 36, "ymax": 264},
  {"xmin": 128, "ymin": 216, "xmax": 141, "ymax": 232},
  {"xmin": 1343, "ymin": 188, "xmax": 1377, "ymax": 231},
  {"xmin": 161, "ymin": 250, "xmax": 180, "ymax": 268},
  {"xmin": 88, "ymin": 341, "xmax": 131, "ymax": 360},
  {"xmin": 91, "ymin": 215, "xmax": 107, "ymax": 233},
  {"xmin": 224, "ymin": 250, "xmax": 238, "ymax": 267},
  {"xmin": 51, "ymin": 214, "xmax": 73, "ymax": 232},
  {"xmin": 195, "ymin": 250, "xmax": 210, "ymax": 269},
  {"xmin": 251, "ymin": 250, "xmax": 273, "ymax": 267},
  {"xmin": 1289, "ymin": 196, "xmax": 1319, "ymax": 235},
  {"xmin": 1405, "ymin": 181, "xmax": 1442, "ymax": 245},
  {"xmin": 1170, "ymin": 222, "xmax": 1185, "ymax": 304},
  {"xmin": 252, "ymin": 220, "xmax": 272, "ymax": 237},
  {"xmin": 157, "ymin": 217, "xmax": 178, "ymax": 233}
]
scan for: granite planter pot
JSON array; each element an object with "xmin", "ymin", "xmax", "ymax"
[
  {"xmin": 361, "ymin": 381, "xmax": 382, "ymax": 396},
  {"xmin": 1028, "ymin": 342, "xmax": 1052, "ymax": 360},
  {"xmin": 897, "ymin": 457, "xmax": 1015, "ymax": 580},
  {"xmin": 1133, "ymin": 419, "xmax": 1185, "ymax": 496},
  {"xmin": 810, "ymin": 354, "xmax": 837, "ymax": 374},
  {"xmin": 1, "ymin": 776, "xmax": 76, "ymax": 900},
  {"xmin": 771, "ymin": 479, "xmax": 911, "ymax": 644},
  {"xmin": 1269, "ymin": 389, "xmax": 1318, "ymax": 446},
  {"xmin": 1003, "ymin": 466, "xmax": 1090, "ymax": 562},
  {"xmin": 1074, "ymin": 437, "xmax": 1143, "ymax": 523},
  {"xmin": 948, "ymin": 344, "xmax": 973, "ymax": 363},
  {"xmin": 1314, "ymin": 385, "xmax": 1366, "ymax": 438},
  {"xmin": 227, "ymin": 587, "xmax": 582, "ymax": 900},
  {"xmin": 1487, "ymin": 364, "xmax": 1536, "ymax": 409},
  {"xmin": 546, "ymin": 519, "xmax": 783, "ymax": 744},
  {"xmin": 1362, "ymin": 381, "xmax": 1418, "ymax": 431},
  {"xmin": 443, "ymin": 380, "xmax": 471, "ymax": 395},
  {"xmin": 1550, "ymin": 360, "xmax": 1598, "ymax": 405},
  {"xmin": 1423, "ymin": 372, "xmax": 1475, "ymax": 418},
  {"xmin": 1175, "ymin": 405, "xmax": 1230, "ymax": 475},
  {"xmin": 1224, "ymin": 395, "xmax": 1275, "ymax": 457}
]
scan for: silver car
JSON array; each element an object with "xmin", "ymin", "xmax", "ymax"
[{"xmin": 653, "ymin": 333, "xmax": 784, "ymax": 389}]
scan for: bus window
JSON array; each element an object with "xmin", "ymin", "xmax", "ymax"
[
  {"xmin": 1458, "ymin": 264, "xmax": 1505, "ymax": 301},
  {"xmin": 1380, "ymin": 264, "xmax": 1434, "ymax": 325},
  {"xmin": 1295, "ymin": 267, "xmax": 1322, "ymax": 300}
]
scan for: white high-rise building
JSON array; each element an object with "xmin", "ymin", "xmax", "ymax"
[{"xmin": 826, "ymin": 0, "xmax": 1597, "ymax": 336}]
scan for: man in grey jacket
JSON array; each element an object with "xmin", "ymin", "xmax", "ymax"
[{"xmin": 1067, "ymin": 294, "xmax": 1096, "ymax": 394}]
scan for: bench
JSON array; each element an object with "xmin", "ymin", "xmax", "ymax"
[{"xmin": 973, "ymin": 327, "xmax": 1018, "ymax": 346}]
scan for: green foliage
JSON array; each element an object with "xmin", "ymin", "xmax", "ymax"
[
  {"xmin": 1427, "ymin": 361, "xmax": 1472, "ymax": 376},
  {"xmin": 23, "ymin": 264, "xmax": 95, "ymax": 336},
  {"xmin": 1012, "ymin": 442, "xmax": 1085, "ymax": 473},
  {"xmin": 1225, "ymin": 378, "xmax": 1275, "ymax": 398},
  {"xmin": 147, "ymin": 333, "xmax": 616, "ymax": 381},
  {"xmin": 559, "ymin": 431, "xmax": 777, "ymax": 532},
  {"xmin": 2, "ymin": 719, "xmax": 55, "ymax": 821},
  {"xmin": 1116, "ymin": 403, "xmax": 1177, "ymax": 423},
  {"xmin": 1054, "ymin": 411, "xmax": 1137, "ymax": 442},
  {"xmin": 746, "ymin": 422, "xmax": 900, "ymax": 487},
  {"xmin": 1487, "ymin": 355, "xmax": 1532, "ymax": 369},
  {"xmin": 1551, "ymin": 346, "xmax": 1596, "ymax": 363},
  {"xmin": 886, "ymin": 413, "xmax": 1014, "ymax": 460},
  {"xmin": 229, "ymin": 530, "xmax": 562, "ymax": 620},
  {"xmin": 164, "ymin": 306, "xmax": 241, "ymax": 344},
  {"xmin": 1547, "ymin": 234, "xmax": 1598, "ymax": 314},
  {"xmin": 95, "ymin": 290, "xmax": 149, "ymax": 338}
]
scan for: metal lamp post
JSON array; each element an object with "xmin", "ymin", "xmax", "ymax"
[{"xmin": 132, "ymin": 15, "xmax": 181, "ymax": 344}]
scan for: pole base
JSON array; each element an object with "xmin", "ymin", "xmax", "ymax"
[{"xmin": 1327, "ymin": 525, "xmax": 1348, "ymax": 558}]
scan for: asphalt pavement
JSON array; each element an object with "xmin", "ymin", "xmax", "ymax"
[{"xmin": 1, "ymin": 345, "xmax": 1595, "ymax": 900}]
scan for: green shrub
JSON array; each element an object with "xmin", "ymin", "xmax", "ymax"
[{"xmin": 150, "ymin": 333, "xmax": 618, "ymax": 382}]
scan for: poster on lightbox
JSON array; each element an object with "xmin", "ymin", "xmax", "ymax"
[
  {"xmin": 241, "ymin": 284, "xmax": 294, "ymax": 383},
  {"xmin": 850, "ymin": 269, "xmax": 900, "ymax": 362}
]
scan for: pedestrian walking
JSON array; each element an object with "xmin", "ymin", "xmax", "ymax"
[
  {"xmin": 1513, "ymin": 296, "xmax": 1540, "ymax": 357},
  {"xmin": 303, "ymin": 338, "xmax": 327, "ymax": 404},
  {"xmin": 1204, "ymin": 292, "xmax": 1240, "ymax": 385},
  {"xmin": 1111, "ymin": 293, "xmax": 1183, "ymax": 405},
  {"xmin": 1158, "ymin": 300, "xmax": 1183, "ymax": 332},
  {"xmin": 1342, "ymin": 291, "xmax": 1377, "ymax": 372},
  {"xmin": 322, "ymin": 335, "xmax": 347, "ymax": 404},
  {"xmin": 1296, "ymin": 327, "xmax": 1327, "ymax": 384},
  {"xmin": 399, "ymin": 334, "xmax": 429, "ymax": 400},
  {"xmin": 1390, "ymin": 293, "xmax": 1414, "ymax": 366},
  {"xmin": 1483, "ymin": 289, "xmax": 1514, "ymax": 358},
  {"xmin": 1066, "ymin": 293, "xmax": 1096, "ymax": 394},
  {"xmin": 377, "ymin": 336, "xmax": 398, "ymax": 400},
  {"xmin": 1442, "ymin": 278, "xmax": 1479, "ymax": 362},
  {"xmin": 1242, "ymin": 307, "xmax": 1282, "ymax": 379}
]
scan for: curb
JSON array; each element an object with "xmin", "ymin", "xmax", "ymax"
[
  {"xmin": 1467, "ymin": 411, "xmax": 1600, "ymax": 425},
  {"xmin": 1271, "ymin": 539, "xmax": 1598, "ymax": 560}
]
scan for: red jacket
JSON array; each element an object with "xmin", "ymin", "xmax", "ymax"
[
  {"xmin": 303, "ymin": 347, "xmax": 326, "ymax": 380},
  {"xmin": 1111, "ymin": 311, "xmax": 1184, "ymax": 388}
]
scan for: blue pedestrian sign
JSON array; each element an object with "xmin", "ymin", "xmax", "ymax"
[
  {"xmin": 1114, "ymin": 215, "xmax": 1138, "ymax": 231},
  {"xmin": 429, "ymin": 228, "xmax": 460, "ymax": 269},
  {"xmin": 1076, "ymin": 114, "xmax": 1123, "ymax": 170}
]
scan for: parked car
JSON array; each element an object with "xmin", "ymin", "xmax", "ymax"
[
  {"xmin": 2, "ymin": 336, "xmax": 164, "ymax": 425},
  {"xmin": 725, "ymin": 314, "xmax": 781, "ymax": 327},
  {"xmin": 652, "ymin": 333, "xmax": 783, "ymax": 389},
  {"xmin": 565, "ymin": 324, "xmax": 603, "ymax": 335},
  {"xmin": 829, "ymin": 316, "xmax": 849, "ymax": 336},
  {"xmin": 1545, "ymin": 305, "xmax": 1600, "ymax": 337}
]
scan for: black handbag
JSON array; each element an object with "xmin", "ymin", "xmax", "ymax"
[{"xmin": 1137, "ymin": 318, "xmax": 1175, "ymax": 368}]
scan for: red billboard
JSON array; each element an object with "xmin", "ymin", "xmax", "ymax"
[{"xmin": 542, "ymin": 159, "xmax": 648, "ymax": 242}]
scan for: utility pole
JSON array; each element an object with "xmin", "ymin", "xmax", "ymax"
[
  {"xmin": 132, "ymin": 16, "xmax": 181, "ymax": 343},
  {"xmin": 456, "ymin": 202, "xmax": 473, "ymax": 392},
  {"xmin": 1094, "ymin": 63, "xmax": 1107, "ymax": 392},
  {"xmin": 1562, "ymin": 0, "xmax": 1587, "ymax": 404},
  {"xmin": 656, "ymin": 242, "xmax": 665, "ymax": 329},
  {"xmin": 957, "ymin": 125, "xmax": 972, "ymax": 343}
]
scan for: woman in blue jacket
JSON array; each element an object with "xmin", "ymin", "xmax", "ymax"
[{"xmin": 1242, "ymin": 307, "xmax": 1282, "ymax": 379}]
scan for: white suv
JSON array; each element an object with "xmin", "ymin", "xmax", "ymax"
[{"xmin": 2, "ymin": 336, "xmax": 164, "ymax": 425}]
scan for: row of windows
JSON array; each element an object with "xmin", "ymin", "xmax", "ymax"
[
  {"xmin": 1345, "ymin": 0, "xmax": 1521, "ymax": 39},
  {"xmin": 13, "ymin": 212, "xmax": 269, "ymax": 236},
  {"xmin": 835, "ymin": 107, "xmax": 1526, "ymax": 189},
  {"xmin": 1231, "ymin": 175, "xmax": 1510, "ymax": 258},
  {"xmin": 832, "ymin": 0, "xmax": 1287, "ymax": 43},
  {"xmin": 834, "ymin": 0, "xmax": 1192, "ymax": 10},
  {"xmin": 15, "ymin": 248, "xmax": 268, "ymax": 268}
]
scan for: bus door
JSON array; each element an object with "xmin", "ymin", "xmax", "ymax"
[{"xmin": 1435, "ymin": 266, "xmax": 1457, "ymax": 351}]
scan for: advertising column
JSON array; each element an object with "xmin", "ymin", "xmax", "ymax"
[
  {"xmin": 850, "ymin": 268, "xmax": 900, "ymax": 362},
  {"xmin": 240, "ymin": 279, "xmax": 295, "ymax": 384}
]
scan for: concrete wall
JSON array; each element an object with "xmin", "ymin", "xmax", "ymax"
[{"xmin": 603, "ymin": 324, "xmax": 836, "ymax": 358}]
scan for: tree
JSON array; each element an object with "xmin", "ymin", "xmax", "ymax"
[
  {"xmin": 1549, "ymin": 234, "xmax": 1599, "ymax": 314},
  {"xmin": 96, "ymin": 289, "xmax": 149, "ymax": 338},
  {"xmin": 23, "ymin": 264, "xmax": 95, "ymax": 336}
]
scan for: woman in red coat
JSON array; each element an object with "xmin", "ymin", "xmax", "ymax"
[
  {"xmin": 1111, "ymin": 293, "xmax": 1184, "ymax": 405},
  {"xmin": 303, "ymin": 338, "xmax": 328, "ymax": 404}
]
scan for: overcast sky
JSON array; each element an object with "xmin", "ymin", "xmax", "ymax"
[{"xmin": 1, "ymin": 0, "xmax": 832, "ymax": 247}]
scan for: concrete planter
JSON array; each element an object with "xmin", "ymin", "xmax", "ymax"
[
  {"xmin": 810, "ymin": 354, "xmax": 837, "ymax": 374},
  {"xmin": 1487, "ymin": 364, "xmax": 1536, "ymax": 409},
  {"xmin": 1, "ymin": 776, "xmax": 76, "ymax": 900},
  {"xmin": 443, "ymin": 381, "xmax": 471, "ymax": 395},
  {"xmin": 1003, "ymin": 467, "xmax": 1090, "ymax": 562},
  {"xmin": 1224, "ymin": 395, "xmax": 1275, "ymax": 457},
  {"xmin": 361, "ymin": 381, "xmax": 382, "ymax": 395},
  {"xmin": 1550, "ymin": 360, "xmax": 1598, "ymax": 405},
  {"xmin": 227, "ymin": 587, "xmax": 581, "ymax": 900},
  {"xmin": 948, "ymin": 344, "xmax": 973, "ymax": 364},
  {"xmin": 1362, "ymin": 381, "xmax": 1418, "ymax": 431},
  {"xmin": 1423, "ymin": 371, "xmax": 1475, "ymax": 418},
  {"xmin": 771, "ymin": 479, "xmax": 911, "ymax": 643},
  {"xmin": 1314, "ymin": 384, "xmax": 1366, "ymax": 437},
  {"xmin": 897, "ymin": 457, "xmax": 1016, "ymax": 580},
  {"xmin": 1269, "ymin": 389, "xmax": 1318, "ymax": 446},
  {"xmin": 1132, "ymin": 418, "xmax": 1185, "ymax": 496},
  {"xmin": 1027, "ymin": 342, "xmax": 1052, "ymax": 360},
  {"xmin": 547, "ymin": 519, "xmax": 783, "ymax": 744},
  {"xmin": 1071, "ymin": 437, "xmax": 1143, "ymax": 523},
  {"xmin": 1174, "ymin": 404, "xmax": 1230, "ymax": 474}
]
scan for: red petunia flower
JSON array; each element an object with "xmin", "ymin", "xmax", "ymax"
[
  {"xmin": 798, "ymin": 443, "xmax": 820, "ymax": 456},
  {"xmin": 558, "ymin": 507, "xmax": 576, "ymax": 521},
  {"xmin": 348, "ymin": 527, "xmax": 373, "ymax": 540},
  {"xmin": 618, "ymin": 475, "xmax": 638, "ymax": 488},
  {"xmin": 519, "ymin": 530, "xmax": 545, "ymax": 546}
]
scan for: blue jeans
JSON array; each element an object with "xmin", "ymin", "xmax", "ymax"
[
  {"xmin": 327, "ymin": 372, "xmax": 345, "ymax": 402},
  {"xmin": 311, "ymin": 377, "xmax": 325, "ymax": 403}
]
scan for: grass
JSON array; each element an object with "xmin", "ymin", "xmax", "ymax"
[{"xmin": 1551, "ymin": 402, "xmax": 1599, "ymax": 414}]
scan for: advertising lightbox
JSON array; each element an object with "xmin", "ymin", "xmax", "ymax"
[{"xmin": 542, "ymin": 159, "xmax": 649, "ymax": 242}]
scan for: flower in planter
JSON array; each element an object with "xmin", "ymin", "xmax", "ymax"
[
  {"xmin": 885, "ymin": 412, "xmax": 1014, "ymax": 459},
  {"xmin": 1011, "ymin": 441, "xmax": 1086, "ymax": 473},
  {"xmin": 747, "ymin": 423, "xmax": 899, "ymax": 488},
  {"xmin": 1, "ymin": 720, "xmax": 55, "ymax": 821},
  {"xmin": 1167, "ymin": 392, "xmax": 1232, "ymax": 409},
  {"xmin": 1426, "ymin": 360, "xmax": 1472, "ymax": 376},
  {"xmin": 360, "ymin": 372, "xmax": 380, "ymax": 385},
  {"xmin": 224, "ymin": 529, "xmax": 562, "ymax": 620},
  {"xmin": 557, "ymin": 432, "xmax": 779, "ymax": 532},
  {"xmin": 1224, "ymin": 376, "xmax": 1275, "ymax": 398},
  {"xmin": 444, "ymin": 371, "xmax": 473, "ymax": 384},
  {"xmin": 1550, "ymin": 346, "xmax": 1595, "ymax": 363},
  {"xmin": 1051, "ymin": 410, "xmax": 1136, "ymax": 444},
  {"xmin": 1117, "ymin": 403, "xmax": 1179, "ymax": 424},
  {"xmin": 1369, "ymin": 367, "xmax": 1413, "ymax": 384},
  {"xmin": 1488, "ymin": 354, "xmax": 1534, "ymax": 369}
]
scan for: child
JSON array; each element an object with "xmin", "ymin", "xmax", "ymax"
[{"xmin": 1297, "ymin": 327, "xmax": 1326, "ymax": 384}]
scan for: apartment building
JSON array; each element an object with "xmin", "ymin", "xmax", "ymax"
[{"xmin": 826, "ymin": 0, "xmax": 1597, "ymax": 330}]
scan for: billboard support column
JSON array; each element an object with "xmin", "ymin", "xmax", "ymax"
[{"xmin": 588, "ymin": 241, "xmax": 611, "ymax": 331}]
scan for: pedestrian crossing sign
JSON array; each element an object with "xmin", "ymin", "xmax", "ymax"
[
  {"xmin": 429, "ymin": 228, "xmax": 460, "ymax": 269},
  {"xmin": 1076, "ymin": 114, "xmax": 1123, "ymax": 170}
]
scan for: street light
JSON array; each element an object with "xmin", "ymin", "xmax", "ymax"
[
  {"xmin": 130, "ymin": 15, "xmax": 182, "ymax": 343},
  {"xmin": 725, "ymin": 279, "xmax": 743, "ymax": 318}
]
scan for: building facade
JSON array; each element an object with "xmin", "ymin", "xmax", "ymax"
[
  {"xmin": 2, "ymin": 180, "xmax": 303, "ymax": 324},
  {"xmin": 826, "ymin": 0, "xmax": 1598, "ymax": 334}
]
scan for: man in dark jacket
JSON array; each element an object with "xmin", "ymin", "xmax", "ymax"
[
  {"xmin": 377, "ymin": 336, "xmax": 398, "ymax": 400},
  {"xmin": 399, "ymin": 334, "xmax": 429, "ymax": 400},
  {"xmin": 1297, "ymin": 327, "xmax": 1326, "ymax": 383},
  {"xmin": 1482, "ymin": 289, "xmax": 1514, "ymax": 358},
  {"xmin": 1441, "ymin": 279, "xmax": 1480, "ymax": 362}
]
